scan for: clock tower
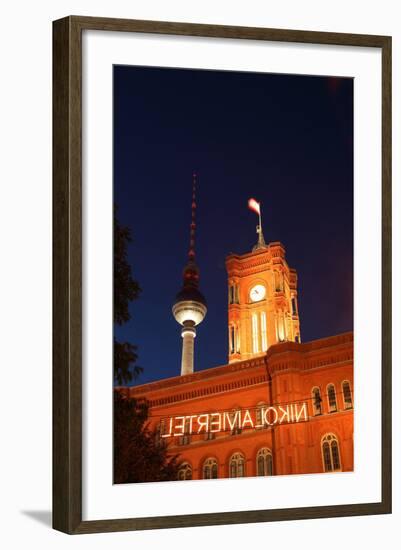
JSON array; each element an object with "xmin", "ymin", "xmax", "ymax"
[{"xmin": 225, "ymin": 215, "xmax": 301, "ymax": 363}]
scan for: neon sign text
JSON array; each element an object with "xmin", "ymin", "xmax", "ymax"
[{"xmin": 161, "ymin": 402, "xmax": 308, "ymax": 438}]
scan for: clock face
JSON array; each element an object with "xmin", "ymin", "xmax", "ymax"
[{"xmin": 250, "ymin": 284, "xmax": 266, "ymax": 302}]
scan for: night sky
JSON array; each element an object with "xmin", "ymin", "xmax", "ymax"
[{"xmin": 113, "ymin": 65, "xmax": 353, "ymax": 385}]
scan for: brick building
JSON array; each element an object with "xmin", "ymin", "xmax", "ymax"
[{"xmin": 120, "ymin": 229, "xmax": 353, "ymax": 481}]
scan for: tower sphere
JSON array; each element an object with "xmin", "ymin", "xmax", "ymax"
[
  {"xmin": 172, "ymin": 259, "xmax": 207, "ymax": 325},
  {"xmin": 172, "ymin": 293, "xmax": 207, "ymax": 326}
]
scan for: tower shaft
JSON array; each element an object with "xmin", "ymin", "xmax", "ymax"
[{"xmin": 180, "ymin": 324, "xmax": 196, "ymax": 376}]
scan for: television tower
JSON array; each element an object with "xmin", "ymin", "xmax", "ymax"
[{"xmin": 172, "ymin": 173, "xmax": 207, "ymax": 376}]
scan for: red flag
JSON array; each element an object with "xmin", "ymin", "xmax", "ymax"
[{"xmin": 248, "ymin": 198, "xmax": 260, "ymax": 216}]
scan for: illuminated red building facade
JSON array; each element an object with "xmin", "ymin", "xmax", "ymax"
[{"xmin": 121, "ymin": 229, "xmax": 354, "ymax": 481}]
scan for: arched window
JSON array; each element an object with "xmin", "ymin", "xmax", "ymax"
[
  {"xmin": 321, "ymin": 434, "xmax": 341, "ymax": 472},
  {"xmin": 277, "ymin": 312, "xmax": 286, "ymax": 342},
  {"xmin": 260, "ymin": 312, "xmax": 268, "ymax": 351},
  {"xmin": 229, "ymin": 452, "xmax": 246, "ymax": 478},
  {"xmin": 312, "ymin": 387, "xmax": 323, "ymax": 416},
  {"xmin": 252, "ymin": 313, "xmax": 259, "ymax": 353},
  {"xmin": 203, "ymin": 458, "xmax": 218, "ymax": 479},
  {"xmin": 342, "ymin": 380, "xmax": 353, "ymax": 409},
  {"xmin": 229, "ymin": 285, "xmax": 234, "ymax": 304},
  {"xmin": 275, "ymin": 271, "xmax": 283, "ymax": 292},
  {"xmin": 229, "ymin": 284, "xmax": 239, "ymax": 304},
  {"xmin": 327, "ymin": 384, "xmax": 337, "ymax": 412},
  {"xmin": 177, "ymin": 462, "xmax": 192, "ymax": 480},
  {"xmin": 230, "ymin": 325, "xmax": 235, "ymax": 354},
  {"xmin": 256, "ymin": 448, "xmax": 273, "ymax": 476}
]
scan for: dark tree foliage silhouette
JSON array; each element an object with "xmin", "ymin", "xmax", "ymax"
[
  {"xmin": 114, "ymin": 340, "xmax": 141, "ymax": 386},
  {"xmin": 113, "ymin": 207, "xmax": 180, "ymax": 483},
  {"xmin": 114, "ymin": 391, "xmax": 179, "ymax": 483},
  {"xmin": 114, "ymin": 206, "xmax": 142, "ymax": 384}
]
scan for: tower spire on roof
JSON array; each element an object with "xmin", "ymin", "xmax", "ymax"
[
  {"xmin": 181, "ymin": 172, "xmax": 200, "ymax": 289},
  {"xmin": 248, "ymin": 197, "xmax": 268, "ymax": 251},
  {"xmin": 172, "ymin": 172, "xmax": 207, "ymax": 376},
  {"xmin": 254, "ymin": 214, "xmax": 267, "ymax": 251},
  {"xmin": 188, "ymin": 172, "xmax": 197, "ymax": 262}
]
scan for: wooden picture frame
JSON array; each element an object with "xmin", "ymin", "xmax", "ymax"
[{"xmin": 53, "ymin": 15, "xmax": 392, "ymax": 534}]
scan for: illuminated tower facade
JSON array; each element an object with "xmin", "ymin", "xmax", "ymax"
[
  {"xmin": 172, "ymin": 173, "xmax": 207, "ymax": 376},
  {"xmin": 226, "ymin": 207, "xmax": 300, "ymax": 363}
]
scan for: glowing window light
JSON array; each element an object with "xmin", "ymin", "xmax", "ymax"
[
  {"xmin": 261, "ymin": 312, "xmax": 267, "ymax": 351},
  {"xmin": 230, "ymin": 325, "xmax": 235, "ymax": 354},
  {"xmin": 252, "ymin": 313, "xmax": 259, "ymax": 353},
  {"xmin": 278, "ymin": 313, "xmax": 285, "ymax": 342}
]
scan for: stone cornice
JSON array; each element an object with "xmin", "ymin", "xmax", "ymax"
[
  {"xmin": 126, "ymin": 356, "xmax": 267, "ymax": 397},
  {"xmin": 146, "ymin": 374, "xmax": 269, "ymax": 408},
  {"xmin": 266, "ymin": 333, "xmax": 353, "ymax": 376},
  {"xmin": 122, "ymin": 332, "xmax": 353, "ymax": 399}
]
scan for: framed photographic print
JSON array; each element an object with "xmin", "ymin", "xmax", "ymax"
[{"xmin": 53, "ymin": 16, "xmax": 392, "ymax": 534}]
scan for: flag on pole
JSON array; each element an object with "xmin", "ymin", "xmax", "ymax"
[{"xmin": 248, "ymin": 198, "xmax": 260, "ymax": 216}]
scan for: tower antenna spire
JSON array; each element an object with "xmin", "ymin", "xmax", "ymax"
[
  {"xmin": 188, "ymin": 172, "xmax": 197, "ymax": 262},
  {"xmin": 172, "ymin": 172, "xmax": 207, "ymax": 376}
]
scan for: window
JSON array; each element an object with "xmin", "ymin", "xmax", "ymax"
[
  {"xmin": 177, "ymin": 462, "xmax": 192, "ymax": 480},
  {"xmin": 312, "ymin": 387, "xmax": 322, "ymax": 415},
  {"xmin": 291, "ymin": 297, "xmax": 297, "ymax": 316},
  {"xmin": 205, "ymin": 430, "xmax": 215, "ymax": 441},
  {"xmin": 277, "ymin": 312, "xmax": 285, "ymax": 342},
  {"xmin": 252, "ymin": 313, "xmax": 259, "ymax": 353},
  {"xmin": 155, "ymin": 419, "xmax": 166, "ymax": 447},
  {"xmin": 203, "ymin": 458, "xmax": 218, "ymax": 479},
  {"xmin": 230, "ymin": 408, "xmax": 242, "ymax": 435},
  {"xmin": 321, "ymin": 434, "xmax": 341, "ymax": 472},
  {"xmin": 327, "ymin": 384, "xmax": 337, "ymax": 412},
  {"xmin": 261, "ymin": 312, "xmax": 268, "ymax": 352},
  {"xmin": 229, "ymin": 452, "xmax": 246, "ymax": 478},
  {"xmin": 342, "ymin": 380, "xmax": 353, "ymax": 409},
  {"xmin": 229, "ymin": 284, "xmax": 239, "ymax": 304},
  {"xmin": 256, "ymin": 402, "xmax": 267, "ymax": 428},
  {"xmin": 256, "ymin": 448, "xmax": 273, "ymax": 476},
  {"xmin": 230, "ymin": 325, "xmax": 240, "ymax": 354},
  {"xmin": 275, "ymin": 271, "xmax": 283, "ymax": 292},
  {"xmin": 230, "ymin": 325, "xmax": 235, "ymax": 354},
  {"xmin": 229, "ymin": 285, "xmax": 234, "ymax": 304},
  {"xmin": 179, "ymin": 417, "xmax": 191, "ymax": 445}
]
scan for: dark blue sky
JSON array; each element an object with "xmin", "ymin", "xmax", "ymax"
[{"xmin": 114, "ymin": 65, "xmax": 353, "ymax": 385}]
